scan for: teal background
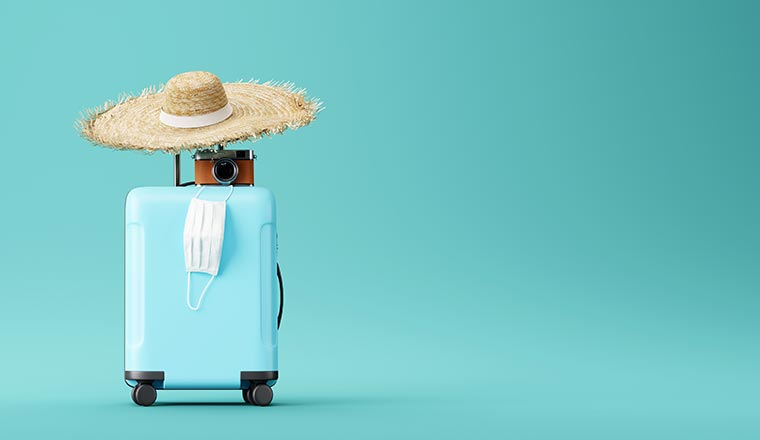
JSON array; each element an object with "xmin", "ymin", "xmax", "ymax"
[{"xmin": 0, "ymin": 0, "xmax": 758, "ymax": 438}]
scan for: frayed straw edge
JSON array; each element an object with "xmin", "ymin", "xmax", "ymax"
[
  {"xmin": 75, "ymin": 80, "xmax": 322, "ymax": 155},
  {"xmin": 76, "ymin": 84, "xmax": 167, "ymax": 154}
]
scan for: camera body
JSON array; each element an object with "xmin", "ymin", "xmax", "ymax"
[{"xmin": 193, "ymin": 149, "xmax": 255, "ymax": 186}]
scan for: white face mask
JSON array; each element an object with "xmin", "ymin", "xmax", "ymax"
[{"xmin": 183, "ymin": 185, "xmax": 234, "ymax": 310}]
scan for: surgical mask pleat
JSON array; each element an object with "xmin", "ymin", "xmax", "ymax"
[{"xmin": 192, "ymin": 199, "xmax": 205, "ymax": 270}]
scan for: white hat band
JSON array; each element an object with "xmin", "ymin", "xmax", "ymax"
[{"xmin": 159, "ymin": 103, "xmax": 233, "ymax": 129}]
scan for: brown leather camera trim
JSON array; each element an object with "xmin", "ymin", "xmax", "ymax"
[{"xmin": 194, "ymin": 159, "xmax": 254, "ymax": 185}]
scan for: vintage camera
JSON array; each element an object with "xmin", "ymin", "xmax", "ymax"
[{"xmin": 193, "ymin": 149, "xmax": 255, "ymax": 185}]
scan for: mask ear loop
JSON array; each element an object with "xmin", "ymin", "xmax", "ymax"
[
  {"xmin": 193, "ymin": 185, "xmax": 206, "ymax": 199},
  {"xmin": 185, "ymin": 185, "xmax": 234, "ymax": 311},
  {"xmin": 223, "ymin": 185, "xmax": 234, "ymax": 201},
  {"xmin": 187, "ymin": 273, "xmax": 215, "ymax": 311},
  {"xmin": 192, "ymin": 184, "xmax": 232, "ymax": 201}
]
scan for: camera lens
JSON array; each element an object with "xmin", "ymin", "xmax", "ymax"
[{"xmin": 212, "ymin": 158, "xmax": 238, "ymax": 185}]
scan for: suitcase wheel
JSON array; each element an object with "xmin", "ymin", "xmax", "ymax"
[
  {"xmin": 244, "ymin": 384, "xmax": 273, "ymax": 406},
  {"xmin": 131, "ymin": 383, "xmax": 157, "ymax": 407}
]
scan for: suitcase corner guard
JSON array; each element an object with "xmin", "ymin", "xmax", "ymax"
[
  {"xmin": 240, "ymin": 371, "xmax": 278, "ymax": 382},
  {"xmin": 125, "ymin": 371, "xmax": 165, "ymax": 382}
]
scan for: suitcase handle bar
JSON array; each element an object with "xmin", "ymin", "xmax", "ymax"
[{"xmin": 276, "ymin": 263, "xmax": 284, "ymax": 329}]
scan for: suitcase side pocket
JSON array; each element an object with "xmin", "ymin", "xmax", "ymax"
[
  {"xmin": 125, "ymin": 222, "xmax": 145, "ymax": 349},
  {"xmin": 259, "ymin": 223, "xmax": 276, "ymax": 348}
]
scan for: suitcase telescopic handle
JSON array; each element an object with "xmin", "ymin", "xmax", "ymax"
[
  {"xmin": 174, "ymin": 153, "xmax": 194, "ymax": 186},
  {"xmin": 277, "ymin": 263, "xmax": 284, "ymax": 329},
  {"xmin": 174, "ymin": 154, "xmax": 181, "ymax": 186}
]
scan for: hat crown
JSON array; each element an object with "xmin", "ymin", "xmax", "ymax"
[{"xmin": 162, "ymin": 71, "xmax": 229, "ymax": 117}]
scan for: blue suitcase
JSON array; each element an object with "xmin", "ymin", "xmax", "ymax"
[{"xmin": 124, "ymin": 183, "xmax": 282, "ymax": 406}]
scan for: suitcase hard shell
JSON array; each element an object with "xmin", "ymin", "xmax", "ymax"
[{"xmin": 124, "ymin": 186, "xmax": 279, "ymax": 402}]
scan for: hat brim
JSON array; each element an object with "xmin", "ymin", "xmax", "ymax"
[{"xmin": 78, "ymin": 81, "xmax": 321, "ymax": 153}]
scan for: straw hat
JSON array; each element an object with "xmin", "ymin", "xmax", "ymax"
[{"xmin": 78, "ymin": 71, "xmax": 322, "ymax": 153}]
